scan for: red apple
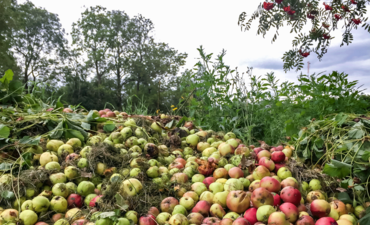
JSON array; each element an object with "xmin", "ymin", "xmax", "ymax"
[
  {"xmin": 67, "ymin": 194, "xmax": 83, "ymax": 208},
  {"xmin": 168, "ymin": 162, "xmax": 184, "ymax": 170},
  {"xmin": 148, "ymin": 207, "xmax": 160, "ymax": 217},
  {"xmin": 160, "ymin": 197, "xmax": 179, "ymax": 214},
  {"xmin": 232, "ymin": 218, "xmax": 250, "ymax": 225},
  {"xmin": 272, "ymin": 150, "xmax": 285, "ymax": 160},
  {"xmin": 228, "ymin": 167, "xmax": 244, "ymax": 179},
  {"xmin": 244, "ymin": 208, "xmax": 258, "ymax": 225},
  {"xmin": 175, "ymin": 158, "xmax": 187, "ymax": 167},
  {"xmin": 220, "ymin": 218, "xmax": 233, "ymax": 225},
  {"xmin": 257, "ymin": 150, "xmax": 271, "ymax": 160},
  {"xmin": 203, "ymin": 177, "xmax": 216, "ymax": 189},
  {"xmin": 192, "ymin": 200, "xmax": 211, "ymax": 216},
  {"xmin": 139, "ymin": 215, "xmax": 156, "ymax": 225},
  {"xmin": 258, "ymin": 157, "xmax": 275, "ymax": 171},
  {"xmin": 260, "ymin": 176, "xmax": 281, "ymax": 193}
]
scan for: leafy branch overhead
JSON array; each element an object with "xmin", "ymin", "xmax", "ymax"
[{"xmin": 238, "ymin": 0, "xmax": 370, "ymax": 72}]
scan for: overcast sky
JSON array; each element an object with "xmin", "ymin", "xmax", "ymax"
[{"xmin": 19, "ymin": 0, "xmax": 370, "ymax": 93}]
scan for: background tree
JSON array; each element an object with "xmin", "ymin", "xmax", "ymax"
[
  {"xmin": 238, "ymin": 0, "xmax": 370, "ymax": 71},
  {"xmin": 71, "ymin": 6, "xmax": 110, "ymax": 86},
  {"xmin": 11, "ymin": 1, "xmax": 67, "ymax": 91},
  {"xmin": 106, "ymin": 10, "xmax": 133, "ymax": 107},
  {"xmin": 0, "ymin": 0, "xmax": 20, "ymax": 75}
]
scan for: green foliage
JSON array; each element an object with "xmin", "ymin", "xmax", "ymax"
[
  {"xmin": 0, "ymin": 69, "xmax": 24, "ymax": 105},
  {"xmin": 180, "ymin": 47, "xmax": 370, "ymax": 145},
  {"xmin": 323, "ymin": 159, "xmax": 352, "ymax": 178},
  {"xmin": 12, "ymin": 1, "xmax": 67, "ymax": 91},
  {"xmin": 0, "ymin": 0, "xmax": 19, "ymax": 74},
  {"xmin": 238, "ymin": 0, "xmax": 370, "ymax": 71},
  {"xmin": 359, "ymin": 206, "xmax": 370, "ymax": 225}
]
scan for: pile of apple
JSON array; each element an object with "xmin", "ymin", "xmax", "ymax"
[{"xmin": 0, "ymin": 117, "xmax": 366, "ymax": 225}]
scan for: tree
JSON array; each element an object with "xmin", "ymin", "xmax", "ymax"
[
  {"xmin": 106, "ymin": 10, "xmax": 133, "ymax": 107},
  {"xmin": 71, "ymin": 6, "xmax": 110, "ymax": 86},
  {"xmin": 11, "ymin": 2, "xmax": 67, "ymax": 91},
  {"xmin": 0, "ymin": 0, "xmax": 19, "ymax": 74},
  {"xmin": 126, "ymin": 15, "xmax": 187, "ymax": 106},
  {"xmin": 238, "ymin": 0, "xmax": 370, "ymax": 71}
]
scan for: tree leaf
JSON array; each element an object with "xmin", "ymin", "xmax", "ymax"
[
  {"xmin": 65, "ymin": 129, "xmax": 85, "ymax": 142},
  {"xmin": 348, "ymin": 122, "xmax": 365, "ymax": 139},
  {"xmin": 323, "ymin": 159, "xmax": 352, "ymax": 178},
  {"xmin": 337, "ymin": 192, "xmax": 352, "ymax": 204},
  {"xmin": 0, "ymin": 124, "xmax": 10, "ymax": 139},
  {"xmin": 87, "ymin": 110, "xmax": 101, "ymax": 122},
  {"xmin": 19, "ymin": 136, "xmax": 41, "ymax": 145},
  {"xmin": 0, "ymin": 69, "xmax": 14, "ymax": 85},
  {"xmin": 49, "ymin": 121, "xmax": 64, "ymax": 139},
  {"xmin": 99, "ymin": 212, "xmax": 116, "ymax": 219},
  {"xmin": 359, "ymin": 207, "xmax": 370, "ymax": 225},
  {"xmin": 103, "ymin": 121, "xmax": 116, "ymax": 132},
  {"xmin": 165, "ymin": 120, "xmax": 175, "ymax": 129},
  {"xmin": 334, "ymin": 113, "xmax": 348, "ymax": 126},
  {"xmin": 0, "ymin": 162, "xmax": 12, "ymax": 171},
  {"xmin": 56, "ymin": 101, "xmax": 64, "ymax": 109},
  {"xmin": 1, "ymin": 190, "xmax": 15, "ymax": 200},
  {"xmin": 81, "ymin": 122, "xmax": 91, "ymax": 130}
]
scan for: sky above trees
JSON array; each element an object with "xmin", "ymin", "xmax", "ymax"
[{"xmin": 18, "ymin": 0, "xmax": 370, "ymax": 92}]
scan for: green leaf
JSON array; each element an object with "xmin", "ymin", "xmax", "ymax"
[
  {"xmin": 22, "ymin": 152, "xmax": 33, "ymax": 168},
  {"xmin": 348, "ymin": 122, "xmax": 365, "ymax": 139},
  {"xmin": 302, "ymin": 147, "xmax": 311, "ymax": 159},
  {"xmin": 66, "ymin": 121, "xmax": 88, "ymax": 141},
  {"xmin": 285, "ymin": 121, "xmax": 298, "ymax": 136},
  {"xmin": 359, "ymin": 207, "xmax": 370, "ymax": 225},
  {"xmin": 176, "ymin": 116, "xmax": 188, "ymax": 127},
  {"xmin": 323, "ymin": 159, "xmax": 352, "ymax": 178},
  {"xmin": 314, "ymin": 138, "xmax": 324, "ymax": 149},
  {"xmin": 65, "ymin": 129, "xmax": 85, "ymax": 142},
  {"xmin": 103, "ymin": 121, "xmax": 116, "ymax": 132},
  {"xmin": 276, "ymin": 101, "xmax": 282, "ymax": 107},
  {"xmin": 165, "ymin": 120, "xmax": 175, "ymax": 129},
  {"xmin": 0, "ymin": 162, "xmax": 12, "ymax": 171},
  {"xmin": 334, "ymin": 113, "xmax": 348, "ymax": 126},
  {"xmin": 56, "ymin": 101, "xmax": 64, "ymax": 109},
  {"xmin": 19, "ymin": 136, "xmax": 41, "ymax": 145},
  {"xmin": 49, "ymin": 121, "xmax": 64, "ymax": 139},
  {"xmin": 87, "ymin": 110, "xmax": 101, "ymax": 122},
  {"xmin": 81, "ymin": 122, "xmax": 91, "ymax": 130},
  {"xmin": 99, "ymin": 212, "xmax": 116, "ymax": 219},
  {"xmin": 0, "ymin": 69, "xmax": 14, "ymax": 85},
  {"xmin": 337, "ymin": 192, "xmax": 352, "ymax": 204},
  {"xmin": 1, "ymin": 190, "xmax": 15, "ymax": 200},
  {"xmin": 0, "ymin": 124, "xmax": 10, "ymax": 139}
]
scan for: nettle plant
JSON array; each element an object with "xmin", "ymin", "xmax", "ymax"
[{"xmin": 238, "ymin": 0, "xmax": 370, "ymax": 71}]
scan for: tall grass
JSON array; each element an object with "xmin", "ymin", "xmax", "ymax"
[
  {"xmin": 122, "ymin": 95, "xmax": 150, "ymax": 115},
  {"xmin": 179, "ymin": 46, "xmax": 370, "ymax": 145}
]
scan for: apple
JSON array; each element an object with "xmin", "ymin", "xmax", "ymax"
[
  {"xmin": 179, "ymin": 197, "xmax": 195, "ymax": 211},
  {"xmin": 191, "ymin": 201, "xmax": 211, "ymax": 217},
  {"xmin": 209, "ymin": 182, "xmax": 224, "ymax": 194},
  {"xmin": 228, "ymin": 167, "xmax": 244, "ymax": 178},
  {"xmin": 210, "ymin": 203, "xmax": 226, "ymax": 218},
  {"xmin": 203, "ymin": 177, "xmax": 216, "ymax": 188},
  {"xmin": 160, "ymin": 197, "xmax": 179, "ymax": 214},
  {"xmin": 226, "ymin": 191, "xmax": 250, "ymax": 213},
  {"xmin": 213, "ymin": 191, "xmax": 229, "ymax": 208},
  {"xmin": 213, "ymin": 168, "xmax": 228, "ymax": 179},
  {"xmin": 187, "ymin": 213, "xmax": 204, "ymax": 225},
  {"xmin": 183, "ymin": 191, "xmax": 199, "ymax": 202},
  {"xmin": 199, "ymin": 191, "xmax": 214, "ymax": 204}
]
